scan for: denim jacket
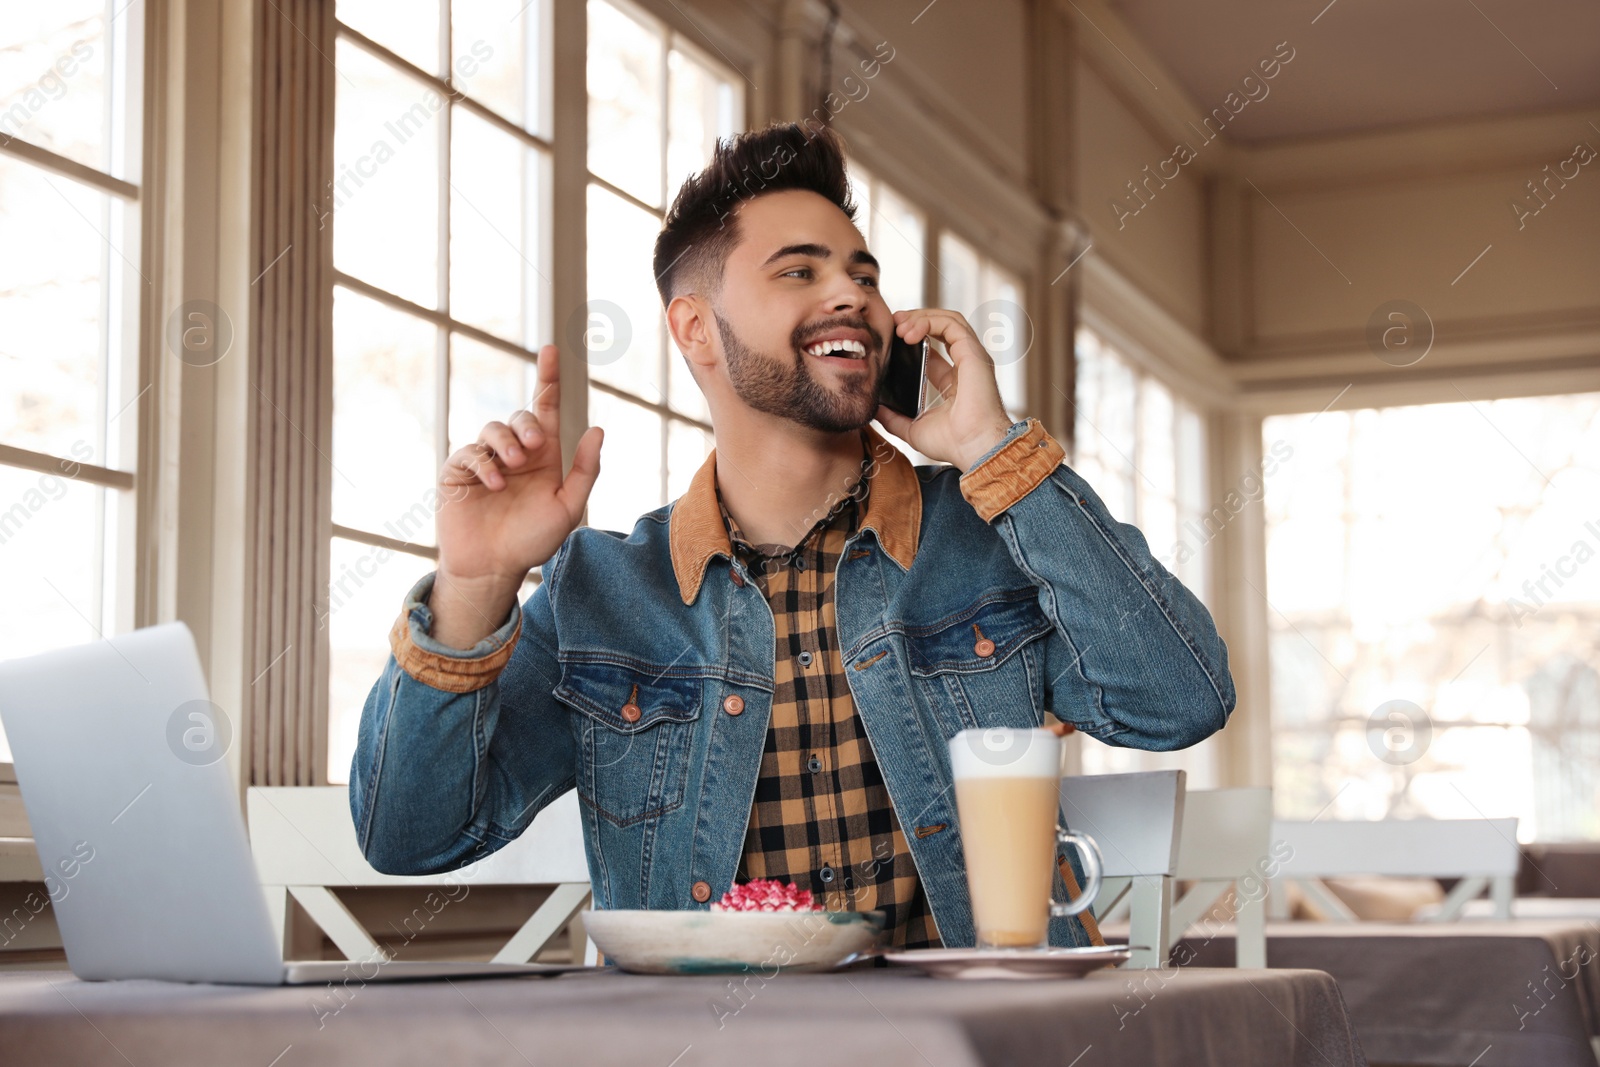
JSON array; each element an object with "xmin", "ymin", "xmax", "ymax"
[{"xmin": 349, "ymin": 417, "xmax": 1236, "ymax": 948}]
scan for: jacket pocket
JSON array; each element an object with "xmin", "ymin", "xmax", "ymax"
[
  {"xmin": 554, "ymin": 659, "xmax": 702, "ymax": 828},
  {"xmin": 904, "ymin": 592, "xmax": 1054, "ymax": 676},
  {"xmin": 903, "ymin": 592, "xmax": 1054, "ymax": 735}
]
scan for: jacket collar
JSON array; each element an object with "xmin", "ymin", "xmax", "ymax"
[{"xmin": 668, "ymin": 424, "xmax": 921, "ymax": 605}]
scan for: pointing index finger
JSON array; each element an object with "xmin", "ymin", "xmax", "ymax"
[{"xmin": 529, "ymin": 344, "xmax": 561, "ymax": 435}]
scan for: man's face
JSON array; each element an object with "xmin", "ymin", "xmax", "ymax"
[{"xmin": 710, "ymin": 189, "xmax": 895, "ymax": 434}]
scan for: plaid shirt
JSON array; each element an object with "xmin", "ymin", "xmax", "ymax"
[{"xmin": 715, "ymin": 457, "xmax": 941, "ymax": 950}]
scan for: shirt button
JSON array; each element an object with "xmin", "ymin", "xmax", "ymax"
[
  {"xmin": 974, "ymin": 638, "xmax": 996, "ymax": 657},
  {"xmin": 793, "ymin": 556, "xmax": 806, "ymax": 571},
  {"xmin": 807, "ymin": 756, "xmax": 822, "ymax": 773},
  {"xmin": 818, "ymin": 866, "xmax": 835, "ymax": 884},
  {"xmin": 798, "ymin": 650, "xmax": 813, "ymax": 667},
  {"xmin": 723, "ymin": 694, "xmax": 745, "ymax": 716},
  {"xmin": 691, "ymin": 880, "xmax": 712, "ymax": 903}
]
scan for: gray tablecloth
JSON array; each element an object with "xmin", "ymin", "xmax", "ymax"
[
  {"xmin": 1174, "ymin": 921, "xmax": 1600, "ymax": 1067},
  {"xmin": 0, "ymin": 965, "xmax": 1366, "ymax": 1066}
]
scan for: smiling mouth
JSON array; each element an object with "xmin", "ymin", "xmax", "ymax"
[{"xmin": 801, "ymin": 338, "xmax": 870, "ymax": 361}]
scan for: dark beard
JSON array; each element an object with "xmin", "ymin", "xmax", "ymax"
[{"xmin": 716, "ymin": 312, "xmax": 881, "ymax": 433}]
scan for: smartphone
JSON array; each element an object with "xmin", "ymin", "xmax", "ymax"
[{"xmin": 878, "ymin": 334, "xmax": 928, "ymax": 420}]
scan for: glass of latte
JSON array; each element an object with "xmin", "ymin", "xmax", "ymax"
[{"xmin": 948, "ymin": 727, "xmax": 1103, "ymax": 950}]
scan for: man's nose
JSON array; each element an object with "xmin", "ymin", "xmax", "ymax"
[{"xmin": 821, "ymin": 270, "xmax": 868, "ymax": 314}]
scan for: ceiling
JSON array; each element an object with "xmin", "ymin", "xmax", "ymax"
[{"xmin": 1106, "ymin": 0, "xmax": 1600, "ymax": 142}]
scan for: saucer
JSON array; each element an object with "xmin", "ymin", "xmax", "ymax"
[{"xmin": 883, "ymin": 945, "xmax": 1131, "ymax": 980}]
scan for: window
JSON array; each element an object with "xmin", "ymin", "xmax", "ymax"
[
  {"xmin": 1265, "ymin": 393, "xmax": 1600, "ymax": 840},
  {"xmin": 848, "ymin": 165, "xmax": 941, "ymax": 464},
  {"xmin": 0, "ymin": 4, "xmax": 144, "ymax": 763},
  {"xmin": 938, "ymin": 232, "xmax": 1027, "ymax": 419},
  {"xmin": 325, "ymin": 0, "xmax": 553, "ymax": 783},
  {"xmin": 847, "ymin": 165, "xmax": 926, "ymax": 319},
  {"xmin": 1074, "ymin": 329, "xmax": 1209, "ymax": 601},
  {"xmin": 583, "ymin": 0, "xmax": 740, "ymax": 534},
  {"xmin": 1073, "ymin": 328, "xmax": 1214, "ymax": 781}
]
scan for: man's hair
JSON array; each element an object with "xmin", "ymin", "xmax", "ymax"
[{"xmin": 652, "ymin": 122, "xmax": 856, "ymax": 307}]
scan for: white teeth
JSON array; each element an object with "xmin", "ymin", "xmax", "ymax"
[{"xmin": 804, "ymin": 338, "xmax": 867, "ymax": 359}]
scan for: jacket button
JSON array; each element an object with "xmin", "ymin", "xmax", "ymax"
[
  {"xmin": 730, "ymin": 568, "xmax": 745, "ymax": 587},
  {"xmin": 723, "ymin": 694, "xmax": 745, "ymax": 716},
  {"xmin": 974, "ymin": 638, "xmax": 996, "ymax": 657},
  {"xmin": 691, "ymin": 880, "xmax": 712, "ymax": 903},
  {"xmin": 620, "ymin": 702, "xmax": 642, "ymax": 723}
]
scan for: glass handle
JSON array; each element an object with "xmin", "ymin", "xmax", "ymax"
[{"xmin": 1050, "ymin": 828, "xmax": 1103, "ymax": 918}]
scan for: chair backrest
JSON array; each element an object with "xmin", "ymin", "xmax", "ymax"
[
  {"xmin": 1271, "ymin": 817, "xmax": 1520, "ymax": 922},
  {"xmin": 1177, "ymin": 788, "xmax": 1274, "ymax": 881},
  {"xmin": 247, "ymin": 787, "xmax": 589, "ymax": 887},
  {"xmin": 1271, "ymin": 818, "xmax": 1520, "ymax": 879},
  {"xmin": 1171, "ymin": 788, "xmax": 1274, "ymax": 968},
  {"xmin": 1059, "ymin": 769, "xmax": 1186, "ymax": 878},
  {"xmin": 1060, "ymin": 769, "xmax": 1186, "ymax": 969}
]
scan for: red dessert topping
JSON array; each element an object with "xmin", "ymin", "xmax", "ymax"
[{"xmin": 711, "ymin": 878, "xmax": 823, "ymax": 912}]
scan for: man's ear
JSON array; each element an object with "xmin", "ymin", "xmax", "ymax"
[{"xmin": 666, "ymin": 294, "xmax": 718, "ymax": 374}]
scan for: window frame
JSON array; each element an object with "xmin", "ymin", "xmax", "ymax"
[
  {"xmin": 322, "ymin": 0, "xmax": 564, "ymax": 784},
  {"xmin": 1260, "ymin": 393, "xmax": 1600, "ymax": 836},
  {"xmin": 582, "ymin": 0, "xmax": 742, "ymax": 521},
  {"xmin": 0, "ymin": 1, "xmax": 150, "ymax": 776},
  {"xmin": 320, "ymin": 0, "xmax": 753, "ymax": 782},
  {"xmin": 329, "ymin": 4, "xmax": 557, "ymax": 513}
]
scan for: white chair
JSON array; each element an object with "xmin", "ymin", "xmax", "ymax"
[
  {"xmin": 1268, "ymin": 817, "xmax": 1520, "ymax": 922},
  {"xmin": 1168, "ymin": 787, "xmax": 1273, "ymax": 968},
  {"xmin": 1059, "ymin": 769, "xmax": 1186, "ymax": 968},
  {"xmin": 246, "ymin": 787, "xmax": 594, "ymax": 964}
]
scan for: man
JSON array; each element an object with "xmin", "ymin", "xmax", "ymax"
[{"xmin": 350, "ymin": 123, "xmax": 1235, "ymax": 951}]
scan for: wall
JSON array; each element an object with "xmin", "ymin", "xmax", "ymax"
[
  {"xmin": 1231, "ymin": 111, "xmax": 1600, "ymax": 412},
  {"xmin": 1074, "ymin": 61, "xmax": 1207, "ymax": 336}
]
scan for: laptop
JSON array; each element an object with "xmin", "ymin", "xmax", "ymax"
[{"xmin": 0, "ymin": 622, "xmax": 590, "ymax": 985}]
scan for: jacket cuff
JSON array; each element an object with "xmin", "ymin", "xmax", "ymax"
[
  {"xmin": 388, "ymin": 572, "xmax": 523, "ymax": 694},
  {"xmin": 958, "ymin": 417, "xmax": 1066, "ymax": 522}
]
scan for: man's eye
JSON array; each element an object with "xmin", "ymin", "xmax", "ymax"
[
  {"xmin": 780, "ymin": 267, "xmax": 812, "ymax": 279},
  {"xmin": 856, "ymin": 275, "xmax": 879, "ymax": 288}
]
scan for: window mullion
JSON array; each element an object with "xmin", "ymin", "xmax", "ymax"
[
  {"xmin": 436, "ymin": 5, "xmax": 453, "ymax": 472},
  {"xmin": 658, "ymin": 34, "xmax": 672, "ymax": 506}
]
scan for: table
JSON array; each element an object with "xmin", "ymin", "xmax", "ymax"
[
  {"xmin": 0, "ymin": 965, "xmax": 1366, "ymax": 1066},
  {"xmin": 1450, "ymin": 898, "xmax": 1600, "ymax": 922},
  {"xmin": 1173, "ymin": 921, "xmax": 1600, "ymax": 1067},
  {"xmin": 1521, "ymin": 844, "xmax": 1600, "ymax": 897}
]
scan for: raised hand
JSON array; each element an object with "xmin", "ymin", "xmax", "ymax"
[{"xmin": 430, "ymin": 345, "xmax": 603, "ymax": 648}]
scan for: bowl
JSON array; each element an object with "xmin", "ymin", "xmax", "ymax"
[{"xmin": 582, "ymin": 908, "xmax": 886, "ymax": 975}]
